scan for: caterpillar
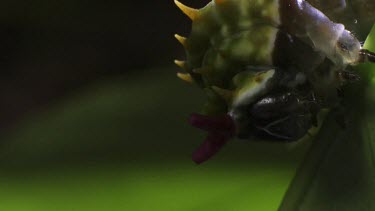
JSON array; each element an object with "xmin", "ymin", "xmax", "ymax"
[{"xmin": 174, "ymin": 0, "xmax": 375, "ymax": 164}]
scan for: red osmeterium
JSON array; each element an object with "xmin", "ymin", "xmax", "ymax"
[{"xmin": 189, "ymin": 113, "xmax": 236, "ymax": 164}]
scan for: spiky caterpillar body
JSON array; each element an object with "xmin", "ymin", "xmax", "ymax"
[
  {"xmin": 176, "ymin": 0, "xmax": 280, "ymax": 113},
  {"xmin": 174, "ymin": 0, "xmax": 375, "ymax": 164}
]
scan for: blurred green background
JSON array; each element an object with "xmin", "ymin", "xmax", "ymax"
[{"xmin": 0, "ymin": 0, "xmax": 373, "ymax": 211}]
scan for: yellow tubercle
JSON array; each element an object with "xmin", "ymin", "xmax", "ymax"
[
  {"xmin": 174, "ymin": 34, "xmax": 187, "ymax": 48},
  {"xmin": 174, "ymin": 60, "xmax": 186, "ymax": 69},
  {"xmin": 177, "ymin": 72, "xmax": 194, "ymax": 83},
  {"xmin": 174, "ymin": 0, "xmax": 200, "ymax": 21}
]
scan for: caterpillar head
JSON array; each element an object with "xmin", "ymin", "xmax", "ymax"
[{"xmin": 335, "ymin": 30, "xmax": 362, "ymax": 65}]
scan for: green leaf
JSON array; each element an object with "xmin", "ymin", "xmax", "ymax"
[{"xmin": 279, "ymin": 26, "xmax": 375, "ymax": 211}]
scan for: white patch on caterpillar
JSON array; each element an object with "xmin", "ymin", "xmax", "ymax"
[
  {"xmin": 232, "ymin": 69, "xmax": 275, "ymax": 107},
  {"xmin": 297, "ymin": 0, "xmax": 303, "ymax": 10}
]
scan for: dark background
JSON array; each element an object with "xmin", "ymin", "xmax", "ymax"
[
  {"xmin": 0, "ymin": 0, "xmax": 232, "ymax": 172},
  {"xmin": 0, "ymin": 0, "xmax": 207, "ymax": 133}
]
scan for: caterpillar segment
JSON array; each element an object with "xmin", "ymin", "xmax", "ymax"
[{"xmin": 174, "ymin": 0, "xmax": 279, "ymax": 100}]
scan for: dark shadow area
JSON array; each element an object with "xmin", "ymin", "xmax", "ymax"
[{"xmin": 0, "ymin": 0, "xmax": 206, "ymax": 133}]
